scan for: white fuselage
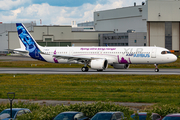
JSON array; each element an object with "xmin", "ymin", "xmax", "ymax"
[{"xmin": 39, "ymin": 46, "xmax": 177, "ymax": 65}]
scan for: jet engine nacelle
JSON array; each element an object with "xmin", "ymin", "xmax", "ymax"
[
  {"xmin": 90, "ymin": 59, "xmax": 108, "ymax": 70},
  {"xmin": 113, "ymin": 63, "xmax": 130, "ymax": 69}
]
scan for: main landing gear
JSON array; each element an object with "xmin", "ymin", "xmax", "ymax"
[
  {"xmin": 154, "ymin": 64, "xmax": 159, "ymax": 72},
  {"xmin": 81, "ymin": 63, "xmax": 89, "ymax": 72}
]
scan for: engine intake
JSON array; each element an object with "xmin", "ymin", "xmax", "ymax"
[{"xmin": 90, "ymin": 59, "xmax": 108, "ymax": 70}]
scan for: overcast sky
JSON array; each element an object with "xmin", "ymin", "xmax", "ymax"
[{"xmin": 0, "ymin": 0, "xmax": 145, "ymax": 25}]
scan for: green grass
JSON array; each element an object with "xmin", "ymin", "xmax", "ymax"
[
  {"xmin": 0, "ymin": 74, "xmax": 180, "ymax": 105},
  {"xmin": 0, "ymin": 58, "xmax": 180, "ymax": 68}
]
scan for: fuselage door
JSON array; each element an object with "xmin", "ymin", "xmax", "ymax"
[
  {"xmin": 151, "ymin": 48, "xmax": 156, "ymax": 58},
  {"xmin": 69, "ymin": 49, "xmax": 73, "ymax": 55}
]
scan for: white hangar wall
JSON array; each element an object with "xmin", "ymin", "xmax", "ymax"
[{"xmin": 94, "ymin": 5, "xmax": 147, "ymax": 33}]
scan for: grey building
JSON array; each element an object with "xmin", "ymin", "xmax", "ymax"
[
  {"xmin": 8, "ymin": 25, "xmax": 112, "ymax": 50},
  {"xmin": 4, "ymin": 0, "xmax": 180, "ymax": 52},
  {"xmin": 94, "ymin": 0, "xmax": 180, "ymax": 51},
  {"xmin": 77, "ymin": 21, "xmax": 94, "ymax": 27},
  {"xmin": 73, "ymin": 21, "xmax": 95, "ymax": 31},
  {"xmin": 99, "ymin": 32, "xmax": 147, "ymax": 46},
  {"xmin": 0, "ymin": 22, "xmax": 36, "ymax": 54}
]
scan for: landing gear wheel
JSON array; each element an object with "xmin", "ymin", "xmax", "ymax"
[
  {"xmin": 155, "ymin": 68, "xmax": 159, "ymax": 72},
  {"xmin": 97, "ymin": 69, "xmax": 103, "ymax": 72},
  {"xmin": 81, "ymin": 67, "xmax": 89, "ymax": 72},
  {"xmin": 154, "ymin": 64, "xmax": 159, "ymax": 72}
]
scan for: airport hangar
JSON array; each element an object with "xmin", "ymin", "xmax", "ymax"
[
  {"xmin": 2, "ymin": 0, "xmax": 180, "ymax": 52},
  {"xmin": 95, "ymin": 0, "xmax": 180, "ymax": 51}
]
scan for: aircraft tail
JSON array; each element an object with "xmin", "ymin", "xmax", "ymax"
[{"xmin": 16, "ymin": 23, "xmax": 46, "ymax": 61}]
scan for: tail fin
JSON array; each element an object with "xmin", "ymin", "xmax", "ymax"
[{"xmin": 16, "ymin": 23, "xmax": 46, "ymax": 61}]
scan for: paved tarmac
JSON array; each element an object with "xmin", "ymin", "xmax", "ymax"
[
  {"xmin": 0, "ymin": 56, "xmax": 180, "ymax": 74},
  {"xmin": 0, "ymin": 55, "xmax": 37, "ymax": 61},
  {"xmin": 0, "ymin": 68, "xmax": 179, "ymax": 75}
]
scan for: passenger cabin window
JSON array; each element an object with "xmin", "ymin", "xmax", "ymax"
[{"xmin": 161, "ymin": 51, "xmax": 171, "ymax": 54}]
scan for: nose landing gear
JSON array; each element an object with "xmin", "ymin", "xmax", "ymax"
[
  {"xmin": 154, "ymin": 64, "xmax": 159, "ymax": 72},
  {"xmin": 81, "ymin": 67, "xmax": 89, "ymax": 72}
]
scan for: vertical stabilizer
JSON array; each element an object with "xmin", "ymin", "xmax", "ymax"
[{"xmin": 16, "ymin": 23, "xmax": 46, "ymax": 61}]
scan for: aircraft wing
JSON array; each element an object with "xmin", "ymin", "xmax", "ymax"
[{"xmin": 53, "ymin": 54, "xmax": 101, "ymax": 62}]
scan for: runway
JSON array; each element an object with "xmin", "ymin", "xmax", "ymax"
[{"xmin": 0, "ymin": 68, "xmax": 180, "ymax": 75}]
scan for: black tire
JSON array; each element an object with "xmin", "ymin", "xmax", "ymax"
[
  {"xmin": 85, "ymin": 67, "xmax": 89, "ymax": 72},
  {"xmin": 81, "ymin": 67, "xmax": 89, "ymax": 72},
  {"xmin": 155, "ymin": 68, "xmax": 159, "ymax": 72}
]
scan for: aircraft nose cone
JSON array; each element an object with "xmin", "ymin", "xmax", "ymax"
[{"xmin": 172, "ymin": 55, "xmax": 177, "ymax": 62}]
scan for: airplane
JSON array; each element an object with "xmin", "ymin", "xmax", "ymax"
[{"xmin": 13, "ymin": 23, "xmax": 177, "ymax": 72}]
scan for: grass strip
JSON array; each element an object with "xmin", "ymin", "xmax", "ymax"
[{"xmin": 0, "ymin": 74, "xmax": 180, "ymax": 105}]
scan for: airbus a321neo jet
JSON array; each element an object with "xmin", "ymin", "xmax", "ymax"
[{"xmin": 12, "ymin": 23, "xmax": 177, "ymax": 72}]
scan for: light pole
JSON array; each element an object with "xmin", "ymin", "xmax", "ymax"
[{"xmin": 7, "ymin": 92, "xmax": 15, "ymax": 119}]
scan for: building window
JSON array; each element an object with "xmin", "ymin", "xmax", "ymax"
[
  {"xmin": 134, "ymin": 40, "xmax": 137, "ymax": 43},
  {"xmin": 45, "ymin": 38, "xmax": 52, "ymax": 42},
  {"xmin": 144, "ymin": 43, "xmax": 146, "ymax": 46},
  {"xmin": 60, "ymin": 42, "xmax": 71, "ymax": 46},
  {"xmin": 83, "ymin": 28, "xmax": 93, "ymax": 30},
  {"xmin": 47, "ymin": 42, "xmax": 60, "ymax": 46},
  {"xmin": 37, "ymin": 42, "xmax": 61, "ymax": 47},
  {"xmin": 37, "ymin": 42, "xmax": 46, "ymax": 46},
  {"xmin": 118, "ymin": 43, "xmax": 125, "ymax": 46},
  {"xmin": 165, "ymin": 22, "xmax": 172, "ymax": 50},
  {"xmin": 103, "ymin": 43, "xmax": 108, "ymax": 46},
  {"xmin": 144, "ymin": 36, "xmax": 146, "ymax": 39},
  {"xmin": 125, "ymin": 36, "xmax": 128, "ymax": 39}
]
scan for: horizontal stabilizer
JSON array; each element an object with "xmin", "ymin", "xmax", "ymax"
[{"xmin": 7, "ymin": 49, "xmax": 29, "ymax": 53}]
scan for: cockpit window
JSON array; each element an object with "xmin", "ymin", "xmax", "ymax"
[{"xmin": 161, "ymin": 51, "xmax": 171, "ymax": 54}]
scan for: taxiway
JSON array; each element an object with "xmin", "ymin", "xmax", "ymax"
[{"xmin": 0, "ymin": 68, "xmax": 179, "ymax": 75}]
